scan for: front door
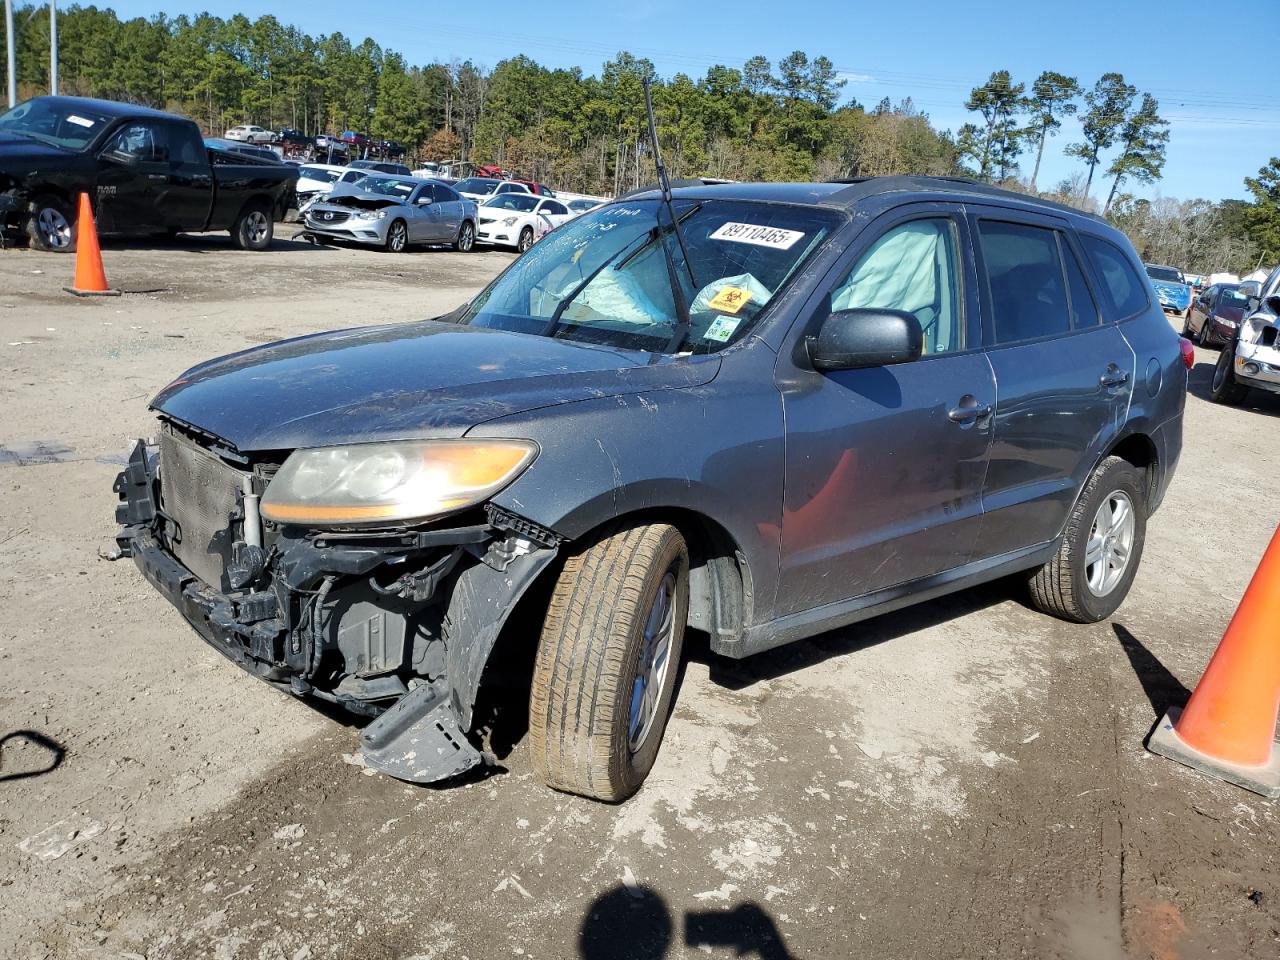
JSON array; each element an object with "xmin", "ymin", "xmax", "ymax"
[
  {"xmin": 95, "ymin": 121, "xmax": 164, "ymax": 234},
  {"xmin": 966, "ymin": 208, "xmax": 1134, "ymax": 559},
  {"xmin": 775, "ymin": 205, "xmax": 995, "ymax": 618}
]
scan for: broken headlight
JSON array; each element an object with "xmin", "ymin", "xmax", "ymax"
[{"xmin": 260, "ymin": 439, "xmax": 537, "ymax": 526}]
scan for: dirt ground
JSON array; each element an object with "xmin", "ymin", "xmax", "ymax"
[{"xmin": 1, "ymin": 231, "xmax": 1279, "ymax": 960}]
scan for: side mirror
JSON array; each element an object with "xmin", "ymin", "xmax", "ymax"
[
  {"xmin": 1238, "ymin": 280, "xmax": 1262, "ymax": 311},
  {"xmin": 416, "ymin": 196, "xmax": 432, "ymax": 205},
  {"xmin": 808, "ymin": 308, "xmax": 923, "ymax": 372}
]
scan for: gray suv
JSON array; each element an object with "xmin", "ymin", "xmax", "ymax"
[{"xmin": 113, "ymin": 177, "xmax": 1186, "ymax": 801}]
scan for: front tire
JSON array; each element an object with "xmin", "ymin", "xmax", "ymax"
[
  {"xmin": 1210, "ymin": 345, "xmax": 1249, "ymax": 406},
  {"xmin": 453, "ymin": 220, "xmax": 475, "ymax": 252},
  {"xmin": 27, "ymin": 194, "xmax": 76, "ymax": 252},
  {"xmin": 517, "ymin": 226, "xmax": 534, "ymax": 253},
  {"xmin": 385, "ymin": 218, "xmax": 408, "ymax": 253},
  {"xmin": 529, "ymin": 523, "xmax": 689, "ymax": 802},
  {"xmin": 231, "ymin": 202, "xmax": 273, "ymax": 251},
  {"xmin": 1028, "ymin": 456, "xmax": 1147, "ymax": 623}
]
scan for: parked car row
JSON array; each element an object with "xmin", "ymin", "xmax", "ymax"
[{"xmin": 300, "ymin": 173, "xmax": 479, "ymax": 253}]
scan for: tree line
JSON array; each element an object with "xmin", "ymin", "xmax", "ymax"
[{"xmin": 1, "ymin": 6, "xmax": 1276, "ymax": 271}]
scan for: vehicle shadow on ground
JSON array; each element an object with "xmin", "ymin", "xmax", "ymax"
[
  {"xmin": 96, "ymin": 233, "xmax": 322, "ymax": 255},
  {"xmin": 579, "ymin": 885, "xmax": 796, "ymax": 960},
  {"xmin": 1112, "ymin": 622, "xmax": 1190, "ymax": 718},
  {"xmin": 0, "ymin": 729, "xmax": 66, "ymax": 783},
  {"xmin": 694, "ymin": 579, "xmax": 1012, "ymax": 691},
  {"xmin": 1188, "ymin": 360, "xmax": 1280, "ymax": 417}
]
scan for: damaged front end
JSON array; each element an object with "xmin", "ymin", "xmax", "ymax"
[
  {"xmin": 1235, "ymin": 313, "xmax": 1280, "ymax": 395},
  {"xmin": 112, "ymin": 423, "xmax": 559, "ymax": 784}
]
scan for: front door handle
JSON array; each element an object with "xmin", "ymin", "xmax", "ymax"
[
  {"xmin": 1099, "ymin": 367, "xmax": 1130, "ymax": 388},
  {"xmin": 947, "ymin": 396, "xmax": 993, "ymax": 423}
]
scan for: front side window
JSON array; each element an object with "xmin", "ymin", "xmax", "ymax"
[
  {"xmin": 107, "ymin": 123, "xmax": 161, "ymax": 162},
  {"xmin": 979, "ymin": 220, "xmax": 1071, "ymax": 344},
  {"xmin": 1081, "ymin": 235, "xmax": 1149, "ymax": 319},
  {"xmin": 462, "ymin": 199, "xmax": 840, "ymax": 354},
  {"xmin": 829, "ymin": 218, "xmax": 964, "ymax": 355}
]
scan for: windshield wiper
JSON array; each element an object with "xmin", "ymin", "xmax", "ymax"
[
  {"xmin": 538, "ymin": 231, "xmax": 653, "ymax": 338},
  {"xmin": 643, "ymin": 77, "xmax": 697, "ymax": 355}
]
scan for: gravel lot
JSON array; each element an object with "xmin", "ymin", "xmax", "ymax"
[{"xmin": 1, "ymin": 232, "xmax": 1279, "ymax": 960}]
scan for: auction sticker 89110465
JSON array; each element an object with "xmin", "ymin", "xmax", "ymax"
[{"xmin": 709, "ymin": 222, "xmax": 805, "ymax": 250}]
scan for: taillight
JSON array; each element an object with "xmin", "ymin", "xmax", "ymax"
[{"xmin": 1179, "ymin": 337, "xmax": 1195, "ymax": 370}]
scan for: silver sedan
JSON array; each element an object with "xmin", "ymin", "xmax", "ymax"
[{"xmin": 303, "ymin": 176, "xmax": 477, "ymax": 253}]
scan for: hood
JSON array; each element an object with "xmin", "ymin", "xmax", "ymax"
[
  {"xmin": 0, "ymin": 132, "xmax": 77, "ymax": 169},
  {"xmin": 318, "ymin": 192, "xmax": 406, "ymax": 210},
  {"xmin": 152, "ymin": 320, "xmax": 721, "ymax": 452}
]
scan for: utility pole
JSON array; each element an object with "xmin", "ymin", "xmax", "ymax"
[
  {"xmin": 48, "ymin": 0, "xmax": 56, "ymax": 95},
  {"xmin": 4, "ymin": 0, "xmax": 16, "ymax": 108}
]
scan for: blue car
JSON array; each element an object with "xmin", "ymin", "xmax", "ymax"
[{"xmin": 1145, "ymin": 263, "xmax": 1193, "ymax": 319}]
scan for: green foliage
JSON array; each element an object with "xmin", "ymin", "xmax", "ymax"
[
  {"xmin": 1102, "ymin": 93, "xmax": 1169, "ymax": 213},
  {"xmin": 1025, "ymin": 71, "xmax": 1080, "ymax": 190},
  {"xmin": 957, "ymin": 70, "xmax": 1026, "ymax": 180},
  {"xmin": 1243, "ymin": 158, "xmax": 1280, "ymax": 264},
  {"xmin": 1065, "ymin": 72, "xmax": 1135, "ymax": 199}
]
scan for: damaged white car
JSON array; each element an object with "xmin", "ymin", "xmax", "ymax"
[{"xmin": 1211, "ymin": 266, "xmax": 1280, "ymax": 405}]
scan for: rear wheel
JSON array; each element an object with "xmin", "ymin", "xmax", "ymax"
[
  {"xmin": 385, "ymin": 218, "xmax": 408, "ymax": 253},
  {"xmin": 453, "ymin": 220, "xmax": 475, "ymax": 252},
  {"xmin": 529, "ymin": 522, "xmax": 689, "ymax": 801},
  {"xmin": 1028, "ymin": 456, "xmax": 1147, "ymax": 623},
  {"xmin": 27, "ymin": 194, "xmax": 76, "ymax": 252},
  {"xmin": 1210, "ymin": 344, "xmax": 1250, "ymax": 405},
  {"xmin": 231, "ymin": 202, "xmax": 272, "ymax": 251}
]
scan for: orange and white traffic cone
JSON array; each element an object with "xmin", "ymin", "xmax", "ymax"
[
  {"xmin": 1148, "ymin": 522, "xmax": 1280, "ymax": 797},
  {"xmin": 63, "ymin": 192, "xmax": 120, "ymax": 298}
]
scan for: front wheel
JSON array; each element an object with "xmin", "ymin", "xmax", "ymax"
[
  {"xmin": 529, "ymin": 523, "xmax": 689, "ymax": 802},
  {"xmin": 1027, "ymin": 456, "xmax": 1147, "ymax": 623},
  {"xmin": 231, "ymin": 202, "xmax": 273, "ymax": 251},
  {"xmin": 27, "ymin": 194, "xmax": 76, "ymax": 252},
  {"xmin": 517, "ymin": 226, "xmax": 534, "ymax": 253},
  {"xmin": 1197, "ymin": 316, "xmax": 1213, "ymax": 347},
  {"xmin": 1210, "ymin": 345, "xmax": 1250, "ymax": 405},
  {"xmin": 453, "ymin": 220, "xmax": 475, "ymax": 252},
  {"xmin": 384, "ymin": 218, "xmax": 408, "ymax": 253}
]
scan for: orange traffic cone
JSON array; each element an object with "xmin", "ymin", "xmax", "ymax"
[
  {"xmin": 63, "ymin": 192, "xmax": 120, "ymax": 298},
  {"xmin": 1148, "ymin": 522, "xmax": 1280, "ymax": 797}
]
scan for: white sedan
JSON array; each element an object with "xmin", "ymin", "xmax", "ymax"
[
  {"xmin": 225, "ymin": 124, "xmax": 275, "ymax": 144},
  {"xmin": 476, "ymin": 194, "xmax": 575, "ymax": 252}
]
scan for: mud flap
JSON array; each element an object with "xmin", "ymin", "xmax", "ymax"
[{"xmin": 359, "ymin": 681, "xmax": 482, "ymax": 783}]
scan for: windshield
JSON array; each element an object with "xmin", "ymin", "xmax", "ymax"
[
  {"xmin": 299, "ymin": 166, "xmax": 341, "ymax": 183},
  {"xmin": 456, "ymin": 178, "xmax": 500, "ymax": 195},
  {"xmin": 0, "ymin": 99, "xmax": 114, "ymax": 150},
  {"xmin": 461, "ymin": 199, "xmax": 840, "ymax": 354},
  {"xmin": 352, "ymin": 176, "xmax": 415, "ymax": 198},
  {"xmin": 1146, "ymin": 265, "xmax": 1183, "ymax": 283},
  {"xmin": 483, "ymin": 194, "xmax": 539, "ymax": 213},
  {"xmin": 1219, "ymin": 286, "xmax": 1247, "ymax": 307}
]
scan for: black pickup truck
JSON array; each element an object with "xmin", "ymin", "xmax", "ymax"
[{"xmin": 0, "ymin": 96, "xmax": 298, "ymax": 251}]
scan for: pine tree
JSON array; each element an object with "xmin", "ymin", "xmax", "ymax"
[
  {"xmin": 1024, "ymin": 71, "xmax": 1080, "ymax": 191},
  {"xmin": 1243, "ymin": 158, "xmax": 1280, "ymax": 264},
  {"xmin": 1103, "ymin": 93, "xmax": 1169, "ymax": 214},
  {"xmin": 1065, "ymin": 73, "xmax": 1135, "ymax": 202},
  {"xmin": 957, "ymin": 70, "xmax": 1025, "ymax": 180}
]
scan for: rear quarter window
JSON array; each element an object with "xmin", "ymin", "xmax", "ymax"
[{"xmin": 1081, "ymin": 235, "xmax": 1149, "ymax": 320}]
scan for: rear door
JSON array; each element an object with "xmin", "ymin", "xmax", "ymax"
[
  {"xmin": 967, "ymin": 207, "xmax": 1134, "ymax": 560},
  {"xmin": 155, "ymin": 122, "xmax": 213, "ymax": 231},
  {"xmin": 774, "ymin": 203, "xmax": 996, "ymax": 616},
  {"xmin": 433, "ymin": 183, "xmax": 464, "ymax": 240}
]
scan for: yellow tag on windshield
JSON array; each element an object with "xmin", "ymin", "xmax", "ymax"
[{"xmin": 708, "ymin": 286, "xmax": 752, "ymax": 314}]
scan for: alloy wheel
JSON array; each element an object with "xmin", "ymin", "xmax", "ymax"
[
  {"xmin": 37, "ymin": 206, "xmax": 73, "ymax": 250},
  {"xmin": 627, "ymin": 570, "xmax": 677, "ymax": 753},
  {"xmin": 1085, "ymin": 491, "xmax": 1135, "ymax": 597}
]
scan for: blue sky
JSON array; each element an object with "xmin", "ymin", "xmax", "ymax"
[{"xmin": 106, "ymin": 0, "xmax": 1279, "ymax": 204}]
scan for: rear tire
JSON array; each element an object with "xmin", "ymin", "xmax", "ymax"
[
  {"xmin": 1210, "ymin": 345, "xmax": 1250, "ymax": 406},
  {"xmin": 231, "ymin": 201, "xmax": 273, "ymax": 251},
  {"xmin": 529, "ymin": 523, "xmax": 689, "ymax": 802},
  {"xmin": 1028, "ymin": 456, "xmax": 1147, "ymax": 624},
  {"xmin": 26, "ymin": 194, "xmax": 76, "ymax": 253}
]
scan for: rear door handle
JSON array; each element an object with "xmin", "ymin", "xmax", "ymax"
[
  {"xmin": 1099, "ymin": 369, "xmax": 1130, "ymax": 388},
  {"xmin": 947, "ymin": 397, "xmax": 993, "ymax": 423},
  {"xmin": 146, "ymin": 174, "xmax": 167, "ymax": 182}
]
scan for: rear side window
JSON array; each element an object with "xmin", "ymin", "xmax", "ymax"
[
  {"xmin": 1062, "ymin": 238, "xmax": 1100, "ymax": 328},
  {"xmin": 1081, "ymin": 235, "xmax": 1149, "ymax": 319},
  {"xmin": 978, "ymin": 221, "xmax": 1070, "ymax": 344}
]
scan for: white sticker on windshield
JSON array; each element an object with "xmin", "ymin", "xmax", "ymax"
[
  {"xmin": 65, "ymin": 115, "xmax": 96, "ymax": 128},
  {"xmin": 704, "ymin": 316, "xmax": 741, "ymax": 342},
  {"xmin": 709, "ymin": 222, "xmax": 804, "ymax": 250}
]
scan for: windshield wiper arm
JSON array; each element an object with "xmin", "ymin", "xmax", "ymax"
[
  {"xmin": 538, "ymin": 232, "xmax": 652, "ymax": 338},
  {"xmin": 642, "ymin": 77, "xmax": 697, "ymax": 355}
]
